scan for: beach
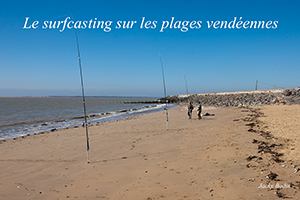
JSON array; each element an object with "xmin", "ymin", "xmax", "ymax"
[{"xmin": 1, "ymin": 104, "xmax": 300, "ymax": 199}]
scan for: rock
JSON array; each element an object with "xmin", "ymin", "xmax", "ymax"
[
  {"xmin": 292, "ymin": 87, "xmax": 300, "ymax": 96},
  {"xmin": 167, "ymin": 87, "xmax": 300, "ymax": 106},
  {"xmin": 284, "ymin": 89, "xmax": 292, "ymax": 96},
  {"xmin": 266, "ymin": 172, "xmax": 278, "ymax": 180}
]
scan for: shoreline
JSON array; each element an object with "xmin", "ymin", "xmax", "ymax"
[
  {"xmin": 0, "ymin": 102, "xmax": 176, "ymax": 141},
  {"xmin": 0, "ymin": 105, "xmax": 300, "ymax": 199}
]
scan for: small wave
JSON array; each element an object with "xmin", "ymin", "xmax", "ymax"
[{"xmin": 0, "ymin": 104, "xmax": 177, "ymax": 141}]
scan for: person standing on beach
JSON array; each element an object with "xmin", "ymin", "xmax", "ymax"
[
  {"xmin": 187, "ymin": 102, "xmax": 194, "ymax": 119},
  {"xmin": 197, "ymin": 101, "xmax": 202, "ymax": 120}
]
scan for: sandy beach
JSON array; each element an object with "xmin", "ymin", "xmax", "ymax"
[{"xmin": 1, "ymin": 104, "xmax": 300, "ymax": 200}]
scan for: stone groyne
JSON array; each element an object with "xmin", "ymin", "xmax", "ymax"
[{"xmin": 163, "ymin": 87, "xmax": 300, "ymax": 107}]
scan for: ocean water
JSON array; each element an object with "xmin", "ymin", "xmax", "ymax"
[{"xmin": 0, "ymin": 97, "xmax": 174, "ymax": 140}]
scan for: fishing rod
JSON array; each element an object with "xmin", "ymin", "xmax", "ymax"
[
  {"xmin": 183, "ymin": 70, "xmax": 189, "ymax": 95},
  {"xmin": 72, "ymin": 15, "xmax": 90, "ymax": 163},
  {"xmin": 159, "ymin": 53, "xmax": 169, "ymax": 131}
]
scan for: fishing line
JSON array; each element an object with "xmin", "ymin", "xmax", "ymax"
[
  {"xmin": 159, "ymin": 53, "xmax": 169, "ymax": 130},
  {"xmin": 72, "ymin": 15, "xmax": 90, "ymax": 163},
  {"xmin": 49, "ymin": 14, "xmax": 71, "ymax": 20},
  {"xmin": 258, "ymin": 81, "xmax": 285, "ymax": 89}
]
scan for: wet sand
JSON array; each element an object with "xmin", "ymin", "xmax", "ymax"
[{"xmin": 0, "ymin": 105, "xmax": 299, "ymax": 199}]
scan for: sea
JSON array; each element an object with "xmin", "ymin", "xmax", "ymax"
[{"xmin": 0, "ymin": 97, "xmax": 175, "ymax": 140}]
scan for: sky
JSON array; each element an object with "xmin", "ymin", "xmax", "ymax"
[{"xmin": 1, "ymin": 0, "xmax": 299, "ymax": 97}]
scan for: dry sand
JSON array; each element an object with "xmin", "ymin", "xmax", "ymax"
[
  {"xmin": 0, "ymin": 104, "xmax": 300, "ymax": 200},
  {"xmin": 258, "ymin": 105, "xmax": 300, "ymax": 162}
]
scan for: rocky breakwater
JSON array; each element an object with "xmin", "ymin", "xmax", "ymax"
[{"xmin": 165, "ymin": 87, "xmax": 300, "ymax": 107}]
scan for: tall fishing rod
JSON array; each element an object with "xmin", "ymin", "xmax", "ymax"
[
  {"xmin": 72, "ymin": 15, "xmax": 90, "ymax": 163},
  {"xmin": 159, "ymin": 53, "xmax": 169, "ymax": 131},
  {"xmin": 183, "ymin": 70, "xmax": 189, "ymax": 95}
]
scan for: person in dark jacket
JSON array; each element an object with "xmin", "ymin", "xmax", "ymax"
[{"xmin": 187, "ymin": 102, "xmax": 194, "ymax": 119}]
